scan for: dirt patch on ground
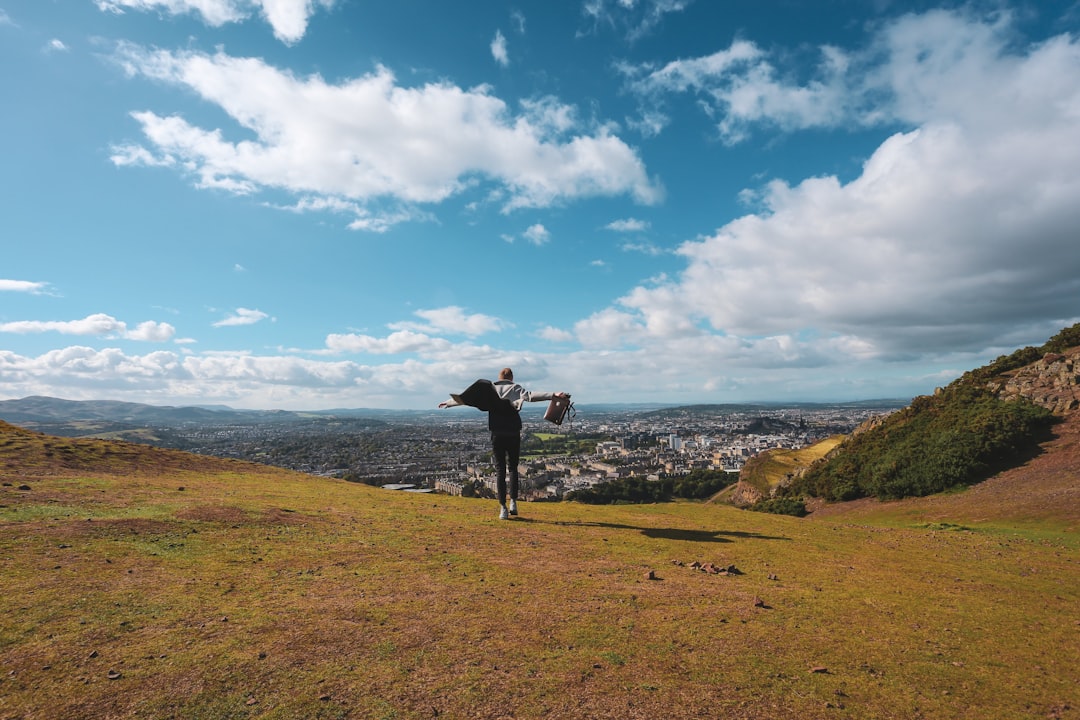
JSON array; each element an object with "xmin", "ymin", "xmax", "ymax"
[
  {"xmin": 173, "ymin": 505, "xmax": 312, "ymax": 526},
  {"xmin": 174, "ymin": 505, "xmax": 253, "ymax": 524},
  {"xmin": 808, "ymin": 411, "xmax": 1080, "ymax": 527}
]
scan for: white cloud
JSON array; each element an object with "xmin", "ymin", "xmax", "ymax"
[
  {"xmin": 605, "ymin": 217, "xmax": 649, "ymax": 232},
  {"xmin": 623, "ymin": 8, "xmax": 1069, "ymax": 147},
  {"xmin": 0, "ymin": 332, "xmax": 968, "ymax": 410},
  {"xmin": 325, "ymin": 330, "xmax": 449, "ymax": 355},
  {"xmin": 0, "ymin": 314, "xmax": 127, "ymax": 337},
  {"xmin": 538, "ymin": 326, "xmax": 574, "ymax": 343},
  {"xmin": 491, "ymin": 29, "xmax": 509, "ymax": 66},
  {"xmin": 0, "ymin": 280, "xmax": 52, "ymax": 295},
  {"xmin": 602, "ymin": 10, "xmax": 1080, "ymax": 359},
  {"xmin": 110, "ymin": 46, "xmax": 661, "ymax": 224},
  {"xmin": 620, "ymin": 241, "xmax": 664, "ymax": 255},
  {"xmin": 624, "ymin": 39, "xmax": 851, "ymax": 143},
  {"xmin": 94, "ymin": 0, "xmax": 333, "ymax": 44},
  {"xmin": 389, "ymin": 306, "xmax": 507, "ymax": 337},
  {"xmin": 46, "ymin": 39, "xmax": 68, "ymax": 53},
  {"xmin": 110, "ymin": 142, "xmax": 176, "ymax": 168},
  {"xmin": 213, "ymin": 308, "xmax": 271, "ymax": 327},
  {"xmin": 0, "ymin": 313, "xmax": 175, "ymax": 342},
  {"xmin": 523, "ymin": 223, "xmax": 551, "ymax": 245},
  {"xmin": 581, "ymin": 0, "xmax": 692, "ymax": 42},
  {"xmin": 125, "ymin": 321, "xmax": 177, "ymax": 342}
]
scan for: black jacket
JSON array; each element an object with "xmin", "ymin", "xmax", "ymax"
[{"xmin": 456, "ymin": 379, "xmax": 520, "ymax": 435}]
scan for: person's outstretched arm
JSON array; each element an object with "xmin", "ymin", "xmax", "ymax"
[{"xmin": 522, "ymin": 389, "xmax": 570, "ymax": 403}]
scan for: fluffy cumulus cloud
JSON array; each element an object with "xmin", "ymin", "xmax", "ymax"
[
  {"xmin": 0, "ymin": 346, "xmax": 380, "ymax": 407},
  {"xmin": 94, "ymin": 0, "xmax": 334, "ymax": 44},
  {"xmin": 622, "ymin": 9, "xmax": 1079, "ymax": 145},
  {"xmin": 522, "ymin": 223, "xmax": 551, "ymax": 245},
  {"xmin": 623, "ymin": 38, "xmax": 849, "ymax": 142},
  {"xmin": 324, "ymin": 330, "xmax": 450, "ymax": 356},
  {"xmin": 110, "ymin": 46, "xmax": 661, "ymax": 230},
  {"xmin": 388, "ymin": 307, "xmax": 507, "ymax": 337},
  {"xmin": 0, "ymin": 313, "xmax": 175, "ymax": 342},
  {"xmin": 594, "ymin": 9, "xmax": 1080, "ymax": 364}
]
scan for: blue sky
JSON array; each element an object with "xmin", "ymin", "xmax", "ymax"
[{"xmin": 2, "ymin": 0, "xmax": 1079, "ymax": 410}]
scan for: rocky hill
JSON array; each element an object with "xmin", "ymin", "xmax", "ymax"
[
  {"xmin": 986, "ymin": 346, "xmax": 1080, "ymax": 414},
  {"xmin": 741, "ymin": 323, "xmax": 1080, "ymax": 510}
]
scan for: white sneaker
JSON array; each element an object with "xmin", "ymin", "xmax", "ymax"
[
  {"xmin": 498, "ymin": 504, "xmax": 509, "ymax": 520},
  {"xmin": 508, "ymin": 499, "xmax": 518, "ymax": 516}
]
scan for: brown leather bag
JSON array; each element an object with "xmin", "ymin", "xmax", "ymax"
[{"xmin": 544, "ymin": 395, "xmax": 573, "ymax": 425}]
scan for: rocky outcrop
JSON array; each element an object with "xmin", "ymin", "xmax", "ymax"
[
  {"xmin": 987, "ymin": 347, "xmax": 1080, "ymax": 415},
  {"xmin": 726, "ymin": 480, "xmax": 763, "ymax": 507}
]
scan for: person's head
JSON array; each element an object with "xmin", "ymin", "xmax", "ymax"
[{"xmin": 499, "ymin": 367, "xmax": 513, "ymax": 381}]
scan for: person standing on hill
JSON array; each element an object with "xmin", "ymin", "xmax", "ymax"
[{"xmin": 439, "ymin": 368, "xmax": 570, "ymax": 520}]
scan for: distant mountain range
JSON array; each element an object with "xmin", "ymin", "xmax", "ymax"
[
  {"xmin": 0, "ymin": 395, "xmax": 913, "ymax": 431},
  {"xmin": 0, "ymin": 395, "xmax": 400, "ymax": 429}
]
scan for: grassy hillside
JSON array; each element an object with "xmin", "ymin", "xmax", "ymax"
[
  {"xmin": 1, "ymin": 421, "xmax": 1077, "ymax": 719},
  {"xmin": 733, "ymin": 437, "xmax": 846, "ymax": 497},
  {"xmin": 781, "ymin": 325, "xmax": 1080, "ymax": 504}
]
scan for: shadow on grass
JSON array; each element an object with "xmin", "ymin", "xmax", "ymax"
[{"xmin": 517, "ymin": 518, "xmax": 790, "ymax": 543}]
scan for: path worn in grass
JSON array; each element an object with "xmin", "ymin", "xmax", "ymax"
[{"xmin": 0, "ymin": 423, "xmax": 1077, "ymax": 719}]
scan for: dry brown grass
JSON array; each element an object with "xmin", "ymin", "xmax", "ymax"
[
  {"xmin": 733, "ymin": 436, "xmax": 846, "ymax": 498},
  {"xmin": 0, "ymin": 421, "xmax": 1077, "ymax": 719}
]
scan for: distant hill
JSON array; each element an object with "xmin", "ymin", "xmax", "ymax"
[
  {"xmin": 772, "ymin": 323, "xmax": 1080, "ymax": 504},
  {"xmin": 639, "ymin": 400, "xmax": 907, "ymax": 421},
  {"xmin": 0, "ymin": 418, "xmax": 270, "ymax": 477},
  {"xmin": 0, "ymin": 395, "xmax": 296, "ymax": 426},
  {"xmin": 0, "ymin": 395, "xmax": 393, "ymax": 436}
]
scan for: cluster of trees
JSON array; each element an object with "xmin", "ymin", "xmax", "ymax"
[
  {"xmin": 781, "ymin": 384, "xmax": 1054, "ymax": 502},
  {"xmin": 565, "ymin": 469, "xmax": 735, "ymax": 505}
]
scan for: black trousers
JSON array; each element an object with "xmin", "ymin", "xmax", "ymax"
[{"xmin": 491, "ymin": 433, "xmax": 520, "ymax": 505}]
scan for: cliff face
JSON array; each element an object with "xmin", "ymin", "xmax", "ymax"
[{"xmin": 988, "ymin": 347, "xmax": 1080, "ymax": 415}]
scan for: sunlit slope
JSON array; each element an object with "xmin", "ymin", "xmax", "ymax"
[
  {"xmin": 0, "ymin": 422, "xmax": 1075, "ymax": 720},
  {"xmin": 725, "ymin": 435, "xmax": 846, "ymax": 501}
]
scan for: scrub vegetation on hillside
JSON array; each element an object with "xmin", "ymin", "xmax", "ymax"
[
  {"xmin": 778, "ymin": 325, "xmax": 1080, "ymax": 503},
  {"xmin": 784, "ymin": 384, "xmax": 1053, "ymax": 501}
]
